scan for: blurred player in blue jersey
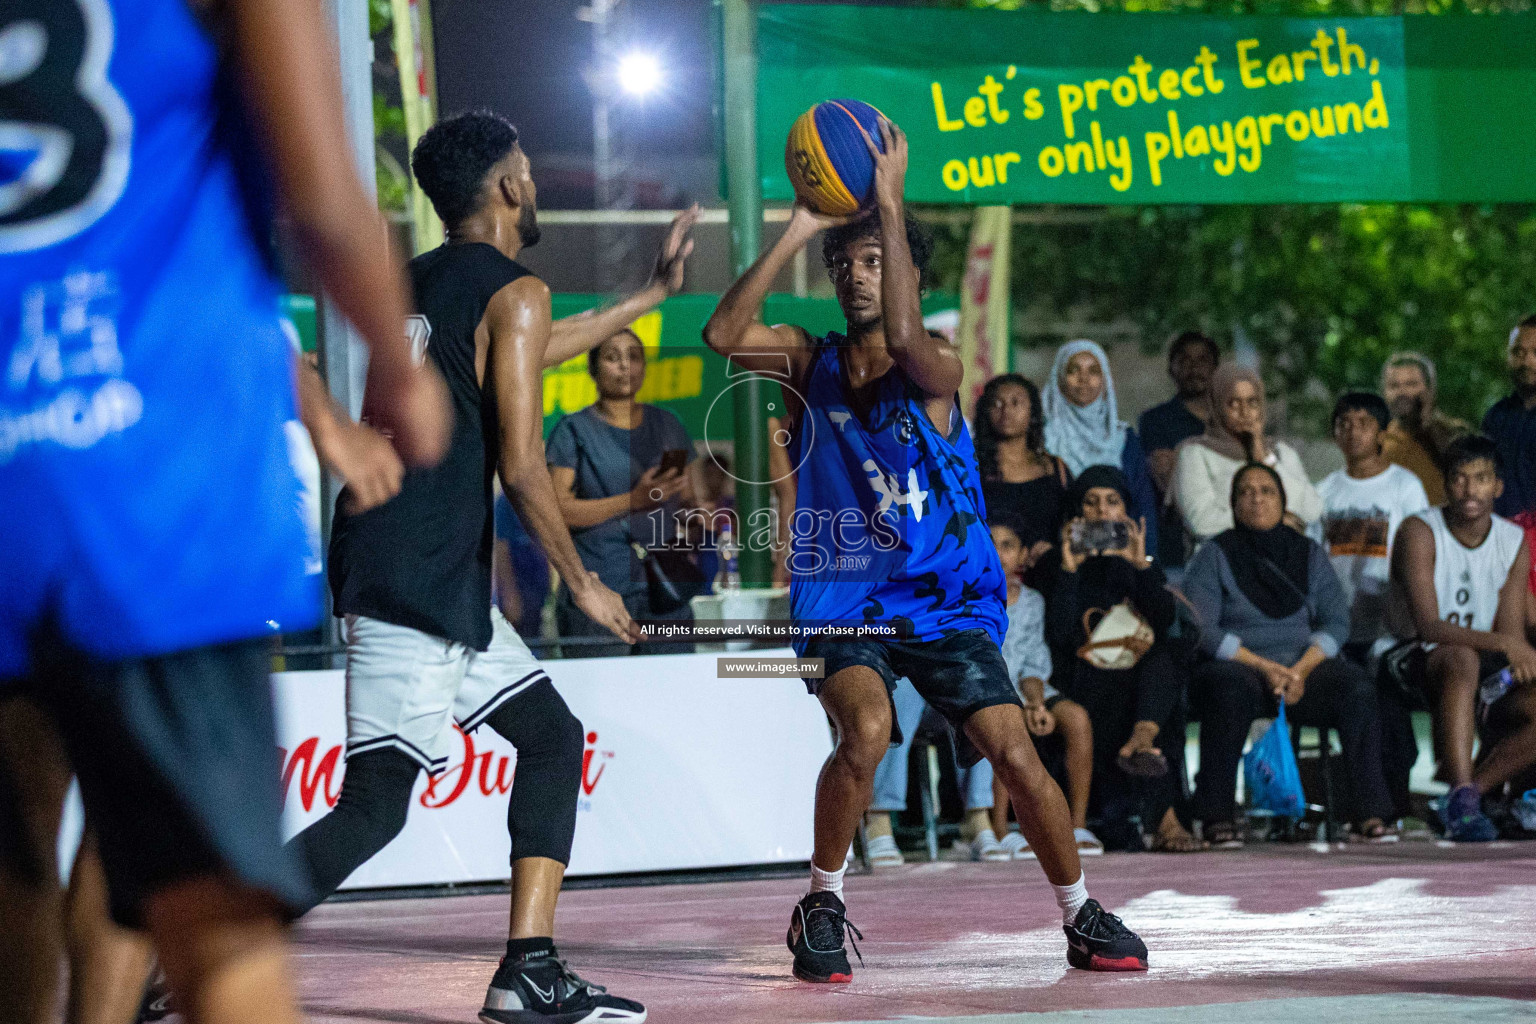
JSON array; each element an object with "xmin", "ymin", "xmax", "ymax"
[
  {"xmin": 0, "ymin": 1, "xmax": 450, "ymax": 1023},
  {"xmin": 704, "ymin": 117, "xmax": 1147, "ymax": 984}
]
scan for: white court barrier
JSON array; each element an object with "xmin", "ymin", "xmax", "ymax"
[{"xmin": 273, "ymin": 648, "xmax": 830, "ymax": 889}]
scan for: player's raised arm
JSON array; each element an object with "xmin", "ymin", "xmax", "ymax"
[
  {"xmin": 862, "ymin": 118, "xmax": 962, "ymax": 400},
  {"xmin": 486, "ymin": 277, "xmax": 639, "ymax": 644},
  {"xmin": 225, "ymin": 0, "xmax": 450, "ymax": 467},
  {"xmin": 543, "ymin": 206, "xmax": 699, "ymax": 368},
  {"xmin": 703, "ymin": 205, "xmax": 842, "ymax": 380}
]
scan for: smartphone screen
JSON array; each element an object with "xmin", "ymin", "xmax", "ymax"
[
  {"xmin": 658, "ymin": 448, "xmax": 689, "ymax": 475},
  {"xmin": 1071, "ymin": 519, "xmax": 1130, "ymax": 552}
]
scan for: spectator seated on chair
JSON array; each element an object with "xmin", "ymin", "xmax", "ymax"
[
  {"xmin": 1174, "ymin": 363, "xmax": 1322, "ymax": 547},
  {"xmin": 1384, "ymin": 434, "xmax": 1536, "ymax": 842},
  {"xmin": 1037, "ymin": 468, "xmax": 1204, "ymax": 854},
  {"xmin": 1316, "ymin": 391, "xmax": 1430, "ymax": 820},
  {"xmin": 1184, "ymin": 462, "xmax": 1395, "ymax": 847},
  {"xmin": 989, "ymin": 515, "xmax": 1101, "ymax": 860},
  {"xmin": 863, "ymin": 678, "xmax": 1006, "ymax": 864}
]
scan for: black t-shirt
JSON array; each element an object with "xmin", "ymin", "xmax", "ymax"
[
  {"xmin": 329, "ymin": 243, "xmax": 529, "ymax": 649},
  {"xmin": 1137, "ymin": 396, "xmax": 1206, "ymax": 456}
]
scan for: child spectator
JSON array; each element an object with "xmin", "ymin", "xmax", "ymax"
[
  {"xmin": 1386, "ymin": 435, "xmax": 1536, "ymax": 841},
  {"xmin": 1317, "ymin": 392, "xmax": 1430, "ymax": 661},
  {"xmin": 990, "ymin": 516, "xmax": 1100, "ymax": 858}
]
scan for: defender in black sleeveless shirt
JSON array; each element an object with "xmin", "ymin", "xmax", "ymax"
[{"xmin": 293, "ymin": 112, "xmax": 695, "ymax": 1024}]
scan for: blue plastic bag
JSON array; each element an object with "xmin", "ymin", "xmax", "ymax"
[{"xmin": 1243, "ymin": 702, "xmax": 1307, "ymax": 818}]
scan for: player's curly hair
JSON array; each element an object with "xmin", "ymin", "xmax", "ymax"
[
  {"xmin": 821, "ymin": 211, "xmax": 934, "ymax": 293},
  {"xmin": 411, "ymin": 110, "xmax": 519, "ymax": 228}
]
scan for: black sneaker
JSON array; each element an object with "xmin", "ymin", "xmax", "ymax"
[
  {"xmin": 786, "ymin": 890, "xmax": 862, "ymax": 983},
  {"xmin": 480, "ymin": 948, "xmax": 646, "ymax": 1024},
  {"xmin": 1063, "ymin": 899, "xmax": 1148, "ymax": 972}
]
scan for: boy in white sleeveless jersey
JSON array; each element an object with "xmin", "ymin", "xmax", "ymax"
[{"xmin": 1387, "ymin": 435, "xmax": 1536, "ymax": 841}]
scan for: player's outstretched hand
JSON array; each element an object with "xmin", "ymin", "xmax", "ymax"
[
  {"xmin": 575, "ymin": 573, "xmax": 641, "ymax": 644},
  {"xmin": 364, "ymin": 360, "xmax": 452, "ymax": 468},
  {"xmin": 318, "ymin": 417, "xmax": 405, "ymax": 514},
  {"xmin": 860, "ymin": 116, "xmax": 908, "ymax": 212},
  {"xmin": 786, "ymin": 203, "xmax": 859, "ymax": 243},
  {"xmin": 651, "ymin": 204, "xmax": 700, "ymax": 296}
]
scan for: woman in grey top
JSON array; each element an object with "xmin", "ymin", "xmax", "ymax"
[
  {"xmin": 547, "ymin": 329, "xmax": 698, "ymax": 655},
  {"xmin": 1184, "ymin": 463, "xmax": 1395, "ymax": 845}
]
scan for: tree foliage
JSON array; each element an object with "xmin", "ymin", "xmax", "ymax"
[{"xmin": 924, "ymin": 0, "xmax": 1535, "ymax": 429}]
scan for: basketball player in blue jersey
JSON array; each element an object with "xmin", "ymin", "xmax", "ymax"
[
  {"xmin": 0, "ymin": 2, "xmax": 450, "ymax": 1024},
  {"xmin": 705, "ymin": 118, "xmax": 1147, "ymax": 982}
]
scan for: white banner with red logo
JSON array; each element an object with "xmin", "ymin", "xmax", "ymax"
[{"xmin": 273, "ymin": 649, "xmax": 831, "ymax": 889}]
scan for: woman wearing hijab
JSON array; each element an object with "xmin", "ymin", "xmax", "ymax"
[
  {"xmin": 1183, "ymin": 463, "xmax": 1395, "ymax": 846},
  {"xmin": 1042, "ymin": 466, "xmax": 1204, "ymax": 852},
  {"xmin": 1041, "ymin": 340, "xmax": 1159, "ymax": 558},
  {"xmin": 1173, "ymin": 363, "xmax": 1321, "ymax": 545}
]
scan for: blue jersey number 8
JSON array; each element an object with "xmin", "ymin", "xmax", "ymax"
[{"xmin": 0, "ymin": 0, "xmax": 132, "ymax": 253}]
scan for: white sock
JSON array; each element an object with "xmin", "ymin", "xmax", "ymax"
[
  {"xmin": 1052, "ymin": 872, "xmax": 1089, "ymax": 926},
  {"xmin": 809, "ymin": 862, "xmax": 845, "ymax": 898}
]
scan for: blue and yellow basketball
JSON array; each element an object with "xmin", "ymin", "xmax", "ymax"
[{"xmin": 784, "ymin": 99, "xmax": 886, "ymax": 216}]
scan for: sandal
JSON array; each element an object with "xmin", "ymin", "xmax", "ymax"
[
  {"xmin": 1352, "ymin": 818, "xmax": 1400, "ymax": 844},
  {"xmin": 1150, "ymin": 827, "xmax": 1209, "ymax": 853},
  {"xmin": 1117, "ymin": 750, "xmax": 1169, "ymax": 778},
  {"xmin": 1204, "ymin": 821, "xmax": 1244, "ymax": 849}
]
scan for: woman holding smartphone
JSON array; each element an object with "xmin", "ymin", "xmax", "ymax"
[
  {"xmin": 1042, "ymin": 466, "xmax": 1205, "ymax": 852},
  {"xmin": 547, "ymin": 329, "xmax": 699, "ymax": 655}
]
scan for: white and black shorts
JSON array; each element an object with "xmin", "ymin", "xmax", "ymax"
[{"xmin": 343, "ymin": 608, "xmax": 548, "ymax": 774}]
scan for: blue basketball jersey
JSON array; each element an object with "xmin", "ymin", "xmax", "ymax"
[
  {"xmin": 0, "ymin": 0, "xmax": 317, "ymax": 676},
  {"xmin": 788, "ymin": 336, "xmax": 1007, "ymax": 650}
]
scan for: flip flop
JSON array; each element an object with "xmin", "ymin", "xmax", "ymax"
[{"xmin": 1117, "ymin": 749, "xmax": 1169, "ymax": 778}]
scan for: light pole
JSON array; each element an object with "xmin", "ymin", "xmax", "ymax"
[{"xmin": 583, "ymin": 0, "xmax": 639, "ymax": 291}]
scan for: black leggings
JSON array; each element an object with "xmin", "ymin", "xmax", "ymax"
[
  {"xmin": 289, "ymin": 679, "xmax": 584, "ymax": 913},
  {"xmin": 1190, "ymin": 657, "xmax": 1392, "ymax": 825},
  {"xmin": 1055, "ymin": 643, "xmax": 1187, "ymax": 831}
]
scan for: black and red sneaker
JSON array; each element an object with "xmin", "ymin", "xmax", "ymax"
[
  {"xmin": 1064, "ymin": 899, "xmax": 1148, "ymax": 972},
  {"xmin": 786, "ymin": 891, "xmax": 863, "ymax": 983}
]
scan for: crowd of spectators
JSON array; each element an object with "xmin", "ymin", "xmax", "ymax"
[
  {"xmin": 877, "ymin": 316, "xmax": 1536, "ymax": 854},
  {"xmin": 506, "ymin": 314, "xmax": 1536, "ymax": 851}
]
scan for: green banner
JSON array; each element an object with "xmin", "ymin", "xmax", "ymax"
[
  {"xmin": 756, "ymin": 7, "xmax": 1536, "ymax": 205},
  {"xmin": 544, "ymin": 293, "xmax": 958, "ymax": 441}
]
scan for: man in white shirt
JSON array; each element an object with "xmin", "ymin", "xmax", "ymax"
[
  {"xmin": 1387, "ymin": 436, "xmax": 1536, "ymax": 841},
  {"xmin": 1318, "ymin": 392, "xmax": 1430, "ymax": 662}
]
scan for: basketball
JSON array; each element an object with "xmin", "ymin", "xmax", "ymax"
[{"xmin": 784, "ymin": 99, "xmax": 886, "ymax": 216}]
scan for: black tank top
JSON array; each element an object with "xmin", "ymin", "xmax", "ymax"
[
  {"xmin": 982, "ymin": 465, "xmax": 1069, "ymax": 551},
  {"xmin": 329, "ymin": 243, "xmax": 529, "ymax": 649}
]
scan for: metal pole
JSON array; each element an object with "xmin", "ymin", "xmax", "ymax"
[
  {"xmin": 721, "ymin": 0, "xmax": 771, "ymax": 589},
  {"xmin": 318, "ymin": 0, "xmax": 376, "ymax": 655},
  {"xmin": 391, "ymin": 0, "xmax": 442, "ymax": 252}
]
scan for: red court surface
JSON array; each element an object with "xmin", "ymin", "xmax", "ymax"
[{"xmin": 292, "ymin": 842, "xmax": 1536, "ymax": 1024}]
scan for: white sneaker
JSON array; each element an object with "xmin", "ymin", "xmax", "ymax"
[
  {"xmin": 1074, "ymin": 827, "xmax": 1105, "ymax": 855},
  {"xmin": 999, "ymin": 830, "xmax": 1035, "ymax": 860},
  {"xmin": 970, "ymin": 828, "xmax": 1009, "ymax": 861},
  {"xmin": 864, "ymin": 833, "xmax": 905, "ymax": 867}
]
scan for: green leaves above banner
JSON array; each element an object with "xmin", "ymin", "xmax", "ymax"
[{"xmin": 755, "ymin": 7, "xmax": 1536, "ymax": 204}]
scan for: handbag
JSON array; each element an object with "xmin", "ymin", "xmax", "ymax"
[
  {"xmin": 633, "ymin": 542, "xmax": 706, "ymax": 616},
  {"xmin": 1076, "ymin": 601, "xmax": 1155, "ymax": 670},
  {"xmin": 1243, "ymin": 702, "xmax": 1307, "ymax": 818}
]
